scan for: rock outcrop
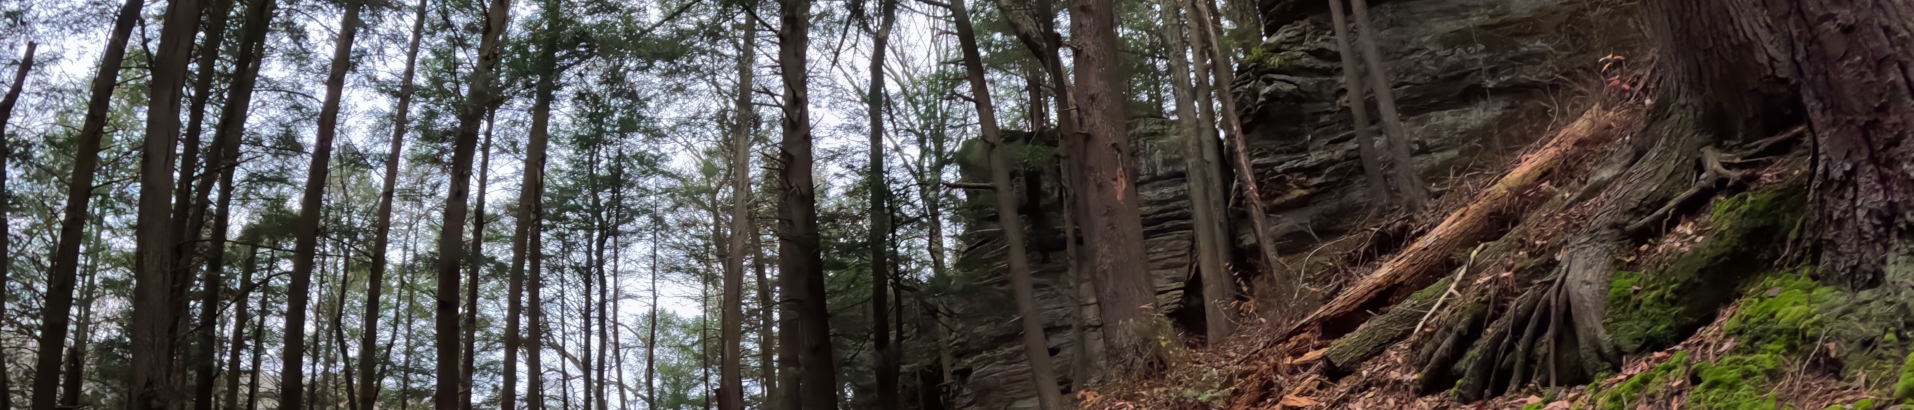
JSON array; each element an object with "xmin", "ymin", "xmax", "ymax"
[{"xmin": 929, "ymin": 0, "xmax": 1641, "ymax": 407}]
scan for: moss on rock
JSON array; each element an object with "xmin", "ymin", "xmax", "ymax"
[
  {"xmin": 1604, "ymin": 187, "xmax": 1806, "ymax": 353},
  {"xmin": 1894, "ymin": 350, "xmax": 1914, "ymax": 402}
]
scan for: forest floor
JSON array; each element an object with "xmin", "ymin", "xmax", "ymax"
[{"xmin": 1080, "ymin": 73, "xmax": 1904, "ymax": 410}]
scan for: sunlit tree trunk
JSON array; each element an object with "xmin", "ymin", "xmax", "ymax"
[{"xmin": 28, "ymin": 0, "xmax": 141, "ymax": 405}]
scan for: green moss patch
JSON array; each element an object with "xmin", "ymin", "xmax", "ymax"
[
  {"xmin": 1605, "ymin": 187, "xmax": 1806, "ymax": 353},
  {"xmin": 1894, "ymin": 350, "xmax": 1914, "ymax": 402},
  {"xmin": 1594, "ymin": 351, "xmax": 1691, "ymax": 410}
]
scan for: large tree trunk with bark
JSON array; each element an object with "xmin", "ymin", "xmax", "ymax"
[
  {"xmin": 719, "ymin": 5, "xmax": 758, "ymax": 409},
  {"xmin": 129, "ymin": 0, "xmax": 206, "ymax": 406},
  {"xmin": 950, "ymin": 0, "xmax": 1066, "ymax": 405},
  {"xmin": 1782, "ymin": 0, "xmax": 1914, "ymax": 290},
  {"xmin": 775, "ymin": 0, "xmax": 841, "ymax": 406},
  {"xmin": 0, "ymin": 41, "xmax": 32, "ymax": 410},
  {"xmin": 1069, "ymin": 0, "xmax": 1161, "ymax": 374},
  {"xmin": 29, "ymin": 0, "xmax": 142, "ymax": 405},
  {"xmin": 278, "ymin": 6, "xmax": 363, "ymax": 409}
]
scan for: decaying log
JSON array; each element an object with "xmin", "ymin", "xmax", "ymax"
[
  {"xmin": 1322, "ymin": 276, "xmax": 1452, "ymax": 373},
  {"xmin": 1284, "ymin": 107, "xmax": 1630, "ymax": 340}
]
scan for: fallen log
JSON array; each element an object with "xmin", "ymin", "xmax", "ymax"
[{"xmin": 1282, "ymin": 106, "xmax": 1632, "ymax": 340}]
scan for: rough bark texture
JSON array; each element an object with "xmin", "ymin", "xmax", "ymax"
[
  {"xmin": 720, "ymin": 5, "xmax": 757, "ymax": 409},
  {"xmin": 0, "ymin": 41, "xmax": 31, "ymax": 410},
  {"xmin": 279, "ymin": 7, "xmax": 362, "ymax": 409},
  {"xmin": 1783, "ymin": 0, "xmax": 1914, "ymax": 291},
  {"xmin": 952, "ymin": 0, "xmax": 1065, "ymax": 405},
  {"xmin": 776, "ymin": 0, "xmax": 840, "ymax": 406},
  {"xmin": 1070, "ymin": 0, "xmax": 1159, "ymax": 373},
  {"xmin": 129, "ymin": 0, "xmax": 204, "ymax": 406},
  {"xmin": 29, "ymin": 1, "xmax": 140, "ymax": 406}
]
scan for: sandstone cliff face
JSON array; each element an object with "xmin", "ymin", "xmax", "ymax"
[{"xmin": 931, "ymin": 0, "xmax": 1637, "ymax": 407}]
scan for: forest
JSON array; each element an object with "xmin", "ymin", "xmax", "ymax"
[{"xmin": 0, "ymin": 0, "xmax": 1911, "ymax": 407}]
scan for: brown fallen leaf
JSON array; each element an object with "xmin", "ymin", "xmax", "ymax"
[
  {"xmin": 1545, "ymin": 401, "xmax": 1572, "ymax": 410},
  {"xmin": 1280, "ymin": 395, "xmax": 1320, "ymax": 408}
]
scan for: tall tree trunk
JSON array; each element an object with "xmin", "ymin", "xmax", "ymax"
[
  {"xmin": 863, "ymin": 0, "xmax": 900, "ymax": 408},
  {"xmin": 775, "ymin": 0, "xmax": 840, "ymax": 406},
  {"xmin": 949, "ymin": 0, "xmax": 1064, "ymax": 406},
  {"xmin": 183, "ymin": 1, "xmax": 241, "ymax": 405},
  {"xmin": 1778, "ymin": 0, "xmax": 1914, "ymax": 290},
  {"xmin": 647, "ymin": 225, "xmax": 661, "ymax": 410},
  {"xmin": 1158, "ymin": 0, "xmax": 1235, "ymax": 342},
  {"xmin": 464, "ymin": 106, "xmax": 496, "ymax": 410},
  {"xmin": 278, "ymin": 6, "xmax": 363, "ymax": 409},
  {"xmin": 0, "ymin": 41, "xmax": 31, "ymax": 410},
  {"xmin": 129, "ymin": 0, "xmax": 207, "ymax": 405},
  {"xmin": 246, "ymin": 302, "xmax": 264, "ymax": 410},
  {"xmin": 172, "ymin": 0, "xmax": 237, "ymax": 272},
  {"xmin": 1342, "ymin": 0, "xmax": 1427, "ymax": 210},
  {"xmin": 527, "ymin": 196, "xmax": 548, "ymax": 410},
  {"xmin": 1324, "ymin": 0, "xmax": 1391, "ymax": 210},
  {"xmin": 28, "ymin": 0, "xmax": 141, "ymax": 405},
  {"xmin": 507, "ymin": 4, "xmax": 558, "ymax": 410},
  {"xmin": 224, "ymin": 244, "xmax": 259, "ymax": 410},
  {"xmin": 719, "ymin": 5, "xmax": 757, "ymax": 409},
  {"xmin": 438, "ymin": 0, "xmax": 514, "ymax": 405},
  {"xmin": 1068, "ymin": 0, "xmax": 1160, "ymax": 371},
  {"xmin": 1189, "ymin": 0, "xmax": 1300, "ymax": 320},
  {"xmin": 751, "ymin": 228, "xmax": 777, "ymax": 409},
  {"xmin": 61, "ymin": 207, "xmax": 107, "ymax": 407},
  {"xmin": 363, "ymin": 2, "xmax": 429, "ymax": 409}
]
